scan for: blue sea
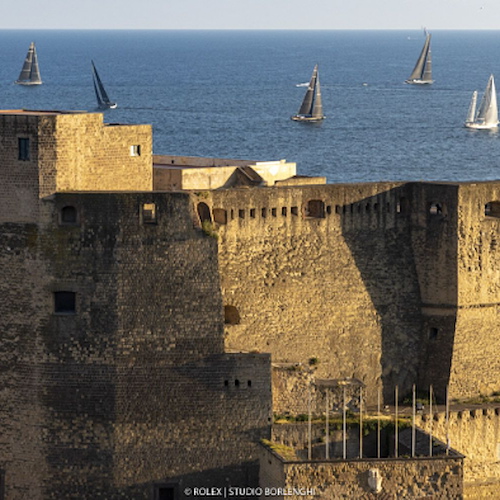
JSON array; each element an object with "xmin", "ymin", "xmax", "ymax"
[{"xmin": 1, "ymin": 30, "xmax": 500, "ymax": 183}]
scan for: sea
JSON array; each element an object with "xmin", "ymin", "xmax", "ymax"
[{"xmin": 1, "ymin": 29, "xmax": 500, "ymax": 184}]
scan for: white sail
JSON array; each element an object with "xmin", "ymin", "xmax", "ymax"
[
  {"xmin": 465, "ymin": 75, "xmax": 499, "ymax": 129},
  {"xmin": 466, "ymin": 91, "xmax": 478, "ymax": 124}
]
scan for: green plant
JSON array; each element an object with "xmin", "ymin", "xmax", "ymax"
[
  {"xmin": 261, "ymin": 439, "xmax": 297, "ymax": 460},
  {"xmin": 308, "ymin": 357, "xmax": 319, "ymax": 366},
  {"xmin": 195, "ymin": 191, "xmax": 209, "ymax": 199},
  {"xmin": 202, "ymin": 220, "xmax": 218, "ymax": 239}
]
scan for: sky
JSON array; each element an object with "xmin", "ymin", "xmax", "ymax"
[{"xmin": 2, "ymin": 0, "xmax": 500, "ymax": 30}]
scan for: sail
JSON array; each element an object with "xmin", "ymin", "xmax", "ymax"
[
  {"xmin": 466, "ymin": 91, "xmax": 478, "ymax": 123},
  {"xmin": 311, "ymin": 72, "xmax": 323, "ymax": 119},
  {"xmin": 408, "ymin": 34, "xmax": 431, "ymax": 81},
  {"xmin": 17, "ymin": 43, "xmax": 35, "ymax": 82},
  {"xmin": 422, "ymin": 46, "xmax": 432, "ymax": 82},
  {"xmin": 93, "ymin": 76, "xmax": 104, "ymax": 108},
  {"xmin": 298, "ymin": 65, "xmax": 318, "ymax": 116},
  {"xmin": 91, "ymin": 61, "xmax": 112, "ymax": 105},
  {"xmin": 29, "ymin": 44, "xmax": 42, "ymax": 84},
  {"xmin": 476, "ymin": 75, "xmax": 498, "ymax": 125}
]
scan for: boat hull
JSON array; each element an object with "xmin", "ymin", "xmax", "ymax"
[
  {"xmin": 464, "ymin": 122, "xmax": 499, "ymax": 130},
  {"xmin": 291, "ymin": 115, "xmax": 324, "ymax": 122},
  {"xmin": 15, "ymin": 80, "xmax": 42, "ymax": 86},
  {"xmin": 405, "ymin": 79, "xmax": 433, "ymax": 85}
]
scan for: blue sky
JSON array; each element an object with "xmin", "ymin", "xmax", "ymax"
[{"xmin": 2, "ymin": 0, "xmax": 499, "ymax": 30}]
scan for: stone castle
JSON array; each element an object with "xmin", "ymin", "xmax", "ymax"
[{"xmin": 1, "ymin": 109, "xmax": 500, "ymax": 498}]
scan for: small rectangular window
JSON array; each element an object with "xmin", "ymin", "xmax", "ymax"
[
  {"xmin": 54, "ymin": 292, "xmax": 76, "ymax": 314},
  {"xmin": 282, "ymin": 207, "xmax": 287, "ymax": 217},
  {"xmin": 271, "ymin": 208, "xmax": 277, "ymax": 217},
  {"xmin": 142, "ymin": 203, "xmax": 157, "ymax": 224},
  {"xmin": 291, "ymin": 206, "xmax": 298, "ymax": 216},
  {"xmin": 130, "ymin": 145, "xmax": 141, "ymax": 157},
  {"xmin": 239, "ymin": 209, "xmax": 245, "ymax": 219},
  {"xmin": 250, "ymin": 208, "xmax": 256, "ymax": 218},
  {"xmin": 262, "ymin": 208, "xmax": 267, "ymax": 218},
  {"xmin": 18, "ymin": 138, "xmax": 30, "ymax": 161}
]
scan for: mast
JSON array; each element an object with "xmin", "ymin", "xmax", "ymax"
[
  {"xmin": 408, "ymin": 34, "xmax": 431, "ymax": 82},
  {"xmin": 29, "ymin": 44, "xmax": 42, "ymax": 84},
  {"xmin": 92, "ymin": 74, "xmax": 104, "ymax": 108},
  {"xmin": 466, "ymin": 91, "xmax": 478, "ymax": 123},
  {"xmin": 298, "ymin": 65, "xmax": 318, "ymax": 116},
  {"xmin": 311, "ymin": 69, "xmax": 324, "ymax": 119}
]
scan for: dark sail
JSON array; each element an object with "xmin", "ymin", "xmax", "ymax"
[
  {"xmin": 298, "ymin": 65, "xmax": 318, "ymax": 116},
  {"xmin": 422, "ymin": 46, "xmax": 432, "ymax": 82},
  {"xmin": 29, "ymin": 46, "xmax": 42, "ymax": 83},
  {"xmin": 311, "ymin": 72, "xmax": 323, "ymax": 119},
  {"xmin": 408, "ymin": 34, "xmax": 431, "ymax": 81},
  {"xmin": 91, "ymin": 61, "xmax": 116, "ymax": 108},
  {"xmin": 16, "ymin": 42, "xmax": 42, "ymax": 85}
]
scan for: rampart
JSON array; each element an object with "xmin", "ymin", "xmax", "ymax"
[{"xmin": 0, "ymin": 191, "xmax": 271, "ymax": 499}]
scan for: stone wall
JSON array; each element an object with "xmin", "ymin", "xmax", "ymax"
[
  {"xmin": 0, "ymin": 191, "xmax": 272, "ymax": 499},
  {"xmin": 417, "ymin": 407, "xmax": 500, "ymax": 496},
  {"xmin": 259, "ymin": 445, "xmax": 464, "ymax": 499},
  {"xmin": 208, "ymin": 183, "xmax": 424, "ymax": 404}
]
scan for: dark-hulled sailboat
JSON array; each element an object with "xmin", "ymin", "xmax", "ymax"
[
  {"xmin": 91, "ymin": 61, "xmax": 117, "ymax": 109},
  {"xmin": 15, "ymin": 42, "xmax": 42, "ymax": 86},
  {"xmin": 405, "ymin": 34, "xmax": 433, "ymax": 85},
  {"xmin": 292, "ymin": 64, "xmax": 324, "ymax": 122}
]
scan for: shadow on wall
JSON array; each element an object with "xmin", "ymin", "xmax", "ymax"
[{"xmin": 339, "ymin": 184, "xmax": 459, "ymax": 403}]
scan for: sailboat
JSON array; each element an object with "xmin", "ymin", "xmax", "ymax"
[
  {"xmin": 405, "ymin": 34, "xmax": 433, "ymax": 85},
  {"xmin": 15, "ymin": 42, "xmax": 42, "ymax": 86},
  {"xmin": 292, "ymin": 64, "xmax": 324, "ymax": 122},
  {"xmin": 465, "ymin": 75, "xmax": 499, "ymax": 130},
  {"xmin": 91, "ymin": 61, "xmax": 117, "ymax": 109}
]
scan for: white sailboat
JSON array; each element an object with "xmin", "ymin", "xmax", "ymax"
[
  {"xmin": 465, "ymin": 75, "xmax": 499, "ymax": 130},
  {"xmin": 91, "ymin": 61, "xmax": 117, "ymax": 110},
  {"xmin": 405, "ymin": 34, "xmax": 433, "ymax": 85},
  {"xmin": 15, "ymin": 42, "xmax": 42, "ymax": 86},
  {"xmin": 292, "ymin": 64, "xmax": 324, "ymax": 122}
]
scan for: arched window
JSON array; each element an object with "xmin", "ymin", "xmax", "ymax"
[
  {"xmin": 60, "ymin": 206, "xmax": 77, "ymax": 225},
  {"xmin": 197, "ymin": 203, "xmax": 212, "ymax": 224}
]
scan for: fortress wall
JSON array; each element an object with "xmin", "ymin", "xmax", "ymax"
[
  {"xmin": 417, "ymin": 408, "xmax": 500, "ymax": 492},
  {"xmin": 52, "ymin": 114, "xmax": 153, "ymax": 193},
  {"xmin": 209, "ymin": 183, "xmax": 423, "ymax": 405},
  {"xmin": 0, "ymin": 192, "xmax": 271, "ymax": 499},
  {"xmin": 0, "ymin": 115, "xmax": 44, "ymax": 222},
  {"xmin": 446, "ymin": 184, "xmax": 500, "ymax": 399}
]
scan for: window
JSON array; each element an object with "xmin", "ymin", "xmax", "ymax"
[
  {"xmin": 250, "ymin": 208, "xmax": 256, "ymax": 218},
  {"xmin": 326, "ymin": 205, "xmax": 332, "ymax": 215},
  {"xmin": 130, "ymin": 145, "xmax": 141, "ymax": 156},
  {"xmin": 365, "ymin": 203, "xmax": 371, "ymax": 213},
  {"xmin": 429, "ymin": 203, "xmax": 443, "ymax": 215},
  {"xmin": 485, "ymin": 202, "xmax": 500, "ymax": 218},
  {"xmin": 291, "ymin": 206, "xmax": 298, "ymax": 216},
  {"xmin": 262, "ymin": 208, "xmax": 267, "ymax": 218},
  {"xmin": 54, "ymin": 292, "xmax": 76, "ymax": 314},
  {"xmin": 248, "ymin": 380, "xmax": 252, "ymax": 387},
  {"xmin": 429, "ymin": 327, "xmax": 438, "ymax": 340},
  {"xmin": 239, "ymin": 209, "xmax": 245, "ymax": 219},
  {"xmin": 155, "ymin": 485, "xmax": 178, "ymax": 500},
  {"xmin": 271, "ymin": 208, "xmax": 277, "ymax": 217},
  {"xmin": 282, "ymin": 207, "xmax": 287, "ymax": 217},
  {"xmin": 213, "ymin": 208, "xmax": 227, "ymax": 225},
  {"xmin": 18, "ymin": 138, "xmax": 30, "ymax": 161},
  {"xmin": 60, "ymin": 206, "xmax": 78, "ymax": 225},
  {"xmin": 235, "ymin": 379, "xmax": 240, "ymax": 387},
  {"xmin": 335, "ymin": 206, "xmax": 341, "ymax": 214},
  {"xmin": 224, "ymin": 305, "xmax": 241, "ymax": 325},
  {"xmin": 142, "ymin": 203, "xmax": 156, "ymax": 224},
  {"xmin": 305, "ymin": 200, "xmax": 325, "ymax": 218}
]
